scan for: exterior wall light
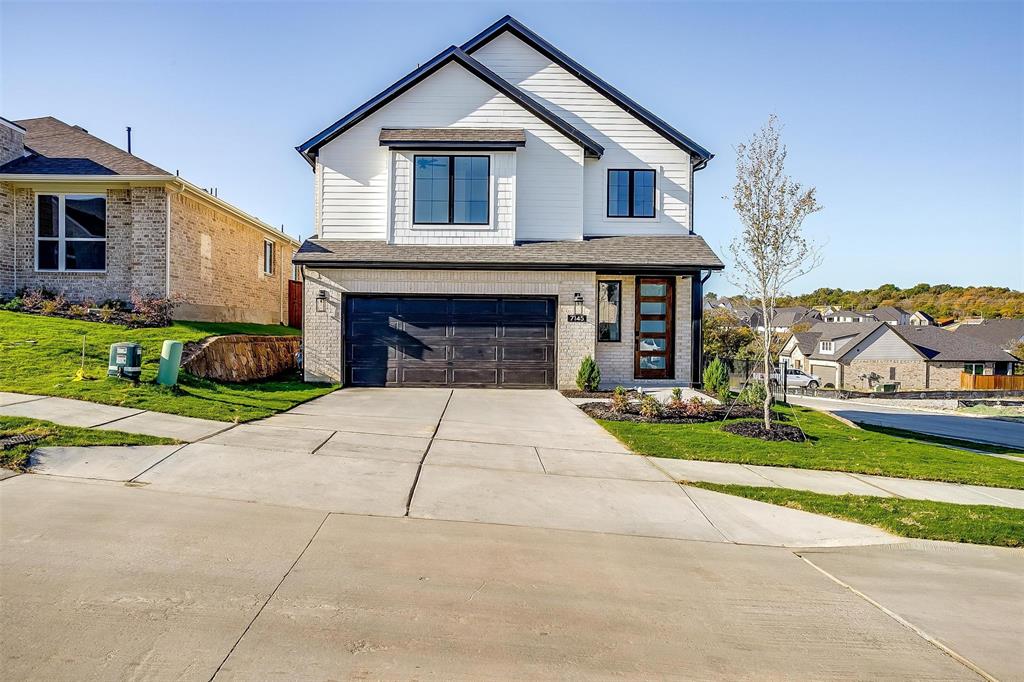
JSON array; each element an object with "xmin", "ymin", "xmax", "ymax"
[
  {"xmin": 315, "ymin": 289, "xmax": 328, "ymax": 313},
  {"xmin": 573, "ymin": 292, "xmax": 585, "ymax": 316}
]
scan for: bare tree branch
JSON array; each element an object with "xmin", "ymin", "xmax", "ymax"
[{"xmin": 725, "ymin": 115, "xmax": 823, "ymax": 430}]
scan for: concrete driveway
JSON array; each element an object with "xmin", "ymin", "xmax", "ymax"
[
  {"xmin": 790, "ymin": 395, "xmax": 1024, "ymax": 450},
  {"xmin": 61, "ymin": 387, "xmax": 893, "ymax": 547}
]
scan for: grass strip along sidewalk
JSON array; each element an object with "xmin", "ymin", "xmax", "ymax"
[
  {"xmin": 0, "ymin": 416, "xmax": 178, "ymax": 470},
  {"xmin": 0, "ymin": 311, "xmax": 333, "ymax": 422},
  {"xmin": 600, "ymin": 405, "xmax": 1024, "ymax": 490},
  {"xmin": 687, "ymin": 482, "xmax": 1024, "ymax": 548}
]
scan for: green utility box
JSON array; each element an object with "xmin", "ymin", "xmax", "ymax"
[
  {"xmin": 108, "ymin": 342, "xmax": 142, "ymax": 381},
  {"xmin": 157, "ymin": 340, "xmax": 183, "ymax": 387}
]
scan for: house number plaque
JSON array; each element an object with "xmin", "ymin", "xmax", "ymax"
[{"xmin": 566, "ymin": 314, "xmax": 588, "ymax": 322}]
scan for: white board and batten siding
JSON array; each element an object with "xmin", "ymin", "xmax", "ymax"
[
  {"xmin": 844, "ymin": 326, "xmax": 921, "ymax": 361},
  {"xmin": 472, "ymin": 31, "xmax": 695, "ymax": 236},
  {"xmin": 316, "ymin": 62, "xmax": 583, "ymax": 244}
]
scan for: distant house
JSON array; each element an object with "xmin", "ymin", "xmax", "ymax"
[
  {"xmin": 781, "ymin": 321, "xmax": 1017, "ymax": 390},
  {"xmin": 954, "ymin": 319, "xmax": 1024, "ymax": 352},
  {"xmin": 758, "ymin": 306, "xmax": 821, "ymax": 333},
  {"xmin": 866, "ymin": 306, "xmax": 910, "ymax": 326},
  {"xmin": 907, "ymin": 310, "xmax": 934, "ymax": 326},
  {"xmin": 822, "ymin": 308, "xmax": 873, "ymax": 323},
  {"xmin": 0, "ymin": 116, "xmax": 299, "ymax": 323}
]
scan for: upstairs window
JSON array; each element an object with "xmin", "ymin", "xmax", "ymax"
[
  {"xmin": 819, "ymin": 340, "xmax": 834, "ymax": 353},
  {"xmin": 263, "ymin": 240, "xmax": 274, "ymax": 275},
  {"xmin": 607, "ymin": 169, "xmax": 655, "ymax": 218},
  {"xmin": 36, "ymin": 193, "xmax": 106, "ymax": 272},
  {"xmin": 413, "ymin": 155, "xmax": 489, "ymax": 225}
]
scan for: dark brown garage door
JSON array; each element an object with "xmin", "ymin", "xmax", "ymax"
[{"xmin": 345, "ymin": 296, "xmax": 556, "ymax": 388}]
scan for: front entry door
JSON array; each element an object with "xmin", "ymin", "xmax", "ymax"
[{"xmin": 634, "ymin": 277, "xmax": 674, "ymax": 379}]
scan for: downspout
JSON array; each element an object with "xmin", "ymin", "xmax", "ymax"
[{"xmin": 12, "ymin": 188, "xmax": 17, "ymax": 293}]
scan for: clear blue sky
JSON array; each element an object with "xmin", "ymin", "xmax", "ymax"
[{"xmin": 3, "ymin": 1, "xmax": 1021, "ymax": 295}]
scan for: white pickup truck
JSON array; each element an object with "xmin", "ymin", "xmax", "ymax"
[{"xmin": 751, "ymin": 368, "xmax": 821, "ymax": 389}]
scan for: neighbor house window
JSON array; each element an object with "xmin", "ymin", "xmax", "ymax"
[
  {"xmin": 263, "ymin": 240, "xmax": 274, "ymax": 275},
  {"xmin": 607, "ymin": 169, "xmax": 655, "ymax": 218},
  {"xmin": 819, "ymin": 340, "xmax": 834, "ymax": 353},
  {"xmin": 964, "ymin": 363, "xmax": 984, "ymax": 375},
  {"xmin": 413, "ymin": 155, "xmax": 489, "ymax": 225},
  {"xmin": 598, "ymin": 280, "xmax": 621, "ymax": 342},
  {"xmin": 36, "ymin": 193, "xmax": 106, "ymax": 272}
]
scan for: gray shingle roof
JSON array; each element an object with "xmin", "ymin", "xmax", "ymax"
[
  {"xmin": 293, "ymin": 235, "xmax": 724, "ymax": 270},
  {"xmin": 769, "ymin": 306, "xmax": 821, "ymax": 328},
  {"xmin": 867, "ymin": 306, "xmax": 908, "ymax": 323},
  {"xmin": 897, "ymin": 325, "xmax": 1020, "ymax": 362},
  {"xmin": 953, "ymin": 319, "xmax": 1024, "ymax": 351},
  {"xmin": 379, "ymin": 128, "xmax": 526, "ymax": 145},
  {"xmin": 0, "ymin": 117, "xmax": 168, "ymax": 176}
]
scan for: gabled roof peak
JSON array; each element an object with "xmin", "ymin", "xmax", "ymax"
[
  {"xmin": 296, "ymin": 44, "xmax": 603, "ymax": 164},
  {"xmin": 461, "ymin": 15, "xmax": 713, "ymax": 163}
]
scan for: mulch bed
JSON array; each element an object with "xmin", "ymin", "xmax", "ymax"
[
  {"xmin": 561, "ymin": 389, "xmax": 641, "ymax": 399},
  {"xmin": 721, "ymin": 421, "xmax": 806, "ymax": 442},
  {"xmin": 579, "ymin": 401, "xmax": 761, "ymax": 424}
]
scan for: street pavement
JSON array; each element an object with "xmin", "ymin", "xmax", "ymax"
[{"xmin": 789, "ymin": 394, "xmax": 1024, "ymax": 450}]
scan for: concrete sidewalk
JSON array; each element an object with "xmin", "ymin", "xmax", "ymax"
[
  {"xmin": 0, "ymin": 391, "xmax": 232, "ymax": 441},
  {"xmin": 652, "ymin": 457, "xmax": 1024, "ymax": 509}
]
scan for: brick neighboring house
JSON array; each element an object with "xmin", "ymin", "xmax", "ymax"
[
  {"xmin": 781, "ymin": 322, "xmax": 1018, "ymax": 390},
  {"xmin": 0, "ymin": 116, "xmax": 300, "ymax": 324},
  {"xmin": 293, "ymin": 16, "xmax": 723, "ymax": 389},
  {"xmin": 953, "ymin": 319, "xmax": 1024, "ymax": 353}
]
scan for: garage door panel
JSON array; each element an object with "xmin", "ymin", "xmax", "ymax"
[
  {"xmin": 501, "ymin": 368, "xmax": 551, "ymax": 387},
  {"xmin": 450, "ymin": 323, "xmax": 499, "ymax": 338},
  {"xmin": 451, "ymin": 368, "xmax": 500, "ymax": 385},
  {"xmin": 451, "ymin": 298, "xmax": 500, "ymax": 316},
  {"xmin": 452, "ymin": 345, "xmax": 499, "ymax": 362},
  {"xmin": 502, "ymin": 345, "xmax": 550, "ymax": 362},
  {"xmin": 345, "ymin": 296, "xmax": 555, "ymax": 388}
]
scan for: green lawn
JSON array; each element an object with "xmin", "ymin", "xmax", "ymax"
[
  {"xmin": 1, "ymin": 416, "xmax": 177, "ymax": 470},
  {"xmin": 688, "ymin": 482, "xmax": 1024, "ymax": 548},
  {"xmin": 599, "ymin": 405, "xmax": 1024, "ymax": 489},
  {"xmin": 0, "ymin": 311, "xmax": 333, "ymax": 422}
]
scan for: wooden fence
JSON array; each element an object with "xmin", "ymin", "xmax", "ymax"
[{"xmin": 960, "ymin": 373, "xmax": 1024, "ymax": 390}]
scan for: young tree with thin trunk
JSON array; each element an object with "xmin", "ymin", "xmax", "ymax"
[{"xmin": 727, "ymin": 115, "xmax": 823, "ymax": 430}]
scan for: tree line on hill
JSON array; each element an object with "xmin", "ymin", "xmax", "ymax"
[{"xmin": 709, "ymin": 283, "xmax": 1024, "ymax": 320}]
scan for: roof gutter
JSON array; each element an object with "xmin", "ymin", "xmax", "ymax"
[
  {"xmin": 0, "ymin": 174, "xmax": 173, "ymax": 183},
  {"xmin": 290, "ymin": 258, "xmax": 723, "ymax": 272}
]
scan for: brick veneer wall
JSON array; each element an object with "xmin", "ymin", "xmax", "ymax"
[
  {"xmin": 0, "ymin": 124, "xmax": 24, "ymax": 166},
  {"xmin": 3, "ymin": 186, "xmax": 166, "ymax": 301},
  {"xmin": 594, "ymin": 275, "xmax": 693, "ymax": 387},
  {"xmin": 845, "ymin": 358, "xmax": 928, "ymax": 390},
  {"xmin": 302, "ymin": 267, "xmax": 597, "ymax": 387},
  {"xmin": 928, "ymin": 361, "xmax": 995, "ymax": 390},
  {"xmin": 0, "ymin": 183, "xmax": 14, "ymax": 297},
  {"xmin": 168, "ymin": 191, "xmax": 293, "ymax": 324}
]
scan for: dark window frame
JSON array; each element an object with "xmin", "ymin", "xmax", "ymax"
[
  {"xmin": 35, "ymin": 192, "xmax": 107, "ymax": 273},
  {"xmin": 413, "ymin": 154, "xmax": 490, "ymax": 226},
  {"xmin": 597, "ymin": 280, "xmax": 622, "ymax": 342},
  {"xmin": 606, "ymin": 169, "xmax": 656, "ymax": 218}
]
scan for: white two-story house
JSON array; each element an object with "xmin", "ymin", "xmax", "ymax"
[{"xmin": 294, "ymin": 16, "xmax": 723, "ymax": 389}]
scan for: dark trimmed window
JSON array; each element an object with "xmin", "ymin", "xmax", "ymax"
[
  {"xmin": 607, "ymin": 169, "xmax": 655, "ymax": 218},
  {"xmin": 36, "ymin": 193, "xmax": 106, "ymax": 272},
  {"xmin": 598, "ymin": 280, "xmax": 622, "ymax": 341},
  {"xmin": 414, "ymin": 155, "xmax": 489, "ymax": 225}
]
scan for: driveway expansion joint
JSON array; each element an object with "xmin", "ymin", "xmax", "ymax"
[
  {"xmin": 404, "ymin": 389, "xmax": 454, "ymax": 517},
  {"xmin": 796, "ymin": 553, "xmax": 998, "ymax": 682}
]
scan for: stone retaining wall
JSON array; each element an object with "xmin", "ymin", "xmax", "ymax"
[{"xmin": 181, "ymin": 335, "xmax": 299, "ymax": 383}]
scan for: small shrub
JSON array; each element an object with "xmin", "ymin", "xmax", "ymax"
[
  {"xmin": 610, "ymin": 386, "xmax": 629, "ymax": 413},
  {"xmin": 20, "ymin": 290, "xmax": 45, "ymax": 310},
  {"xmin": 669, "ymin": 387, "xmax": 683, "ymax": 406},
  {"xmin": 126, "ymin": 291, "xmax": 184, "ymax": 328},
  {"xmin": 682, "ymin": 396, "xmax": 711, "ymax": 418},
  {"xmin": 738, "ymin": 381, "xmax": 768, "ymax": 406},
  {"xmin": 66, "ymin": 304, "xmax": 88, "ymax": 319},
  {"xmin": 1, "ymin": 296, "xmax": 23, "ymax": 311},
  {"xmin": 98, "ymin": 306, "xmax": 117, "ymax": 323},
  {"xmin": 638, "ymin": 394, "xmax": 663, "ymax": 419},
  {"xmin": 703, "ymin": 357, "xmax": 730, "ymax": 397},
  {"xmin": 717, "ymin": 386, "xmax": 732, "ymax": 403},
  {"xmin": 575, "ymin": 355, "xmax": 601, "ymax": 392},
  {"xmin": 38, "ymin": 294, "xmax": 66, "ymax": 315}
]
